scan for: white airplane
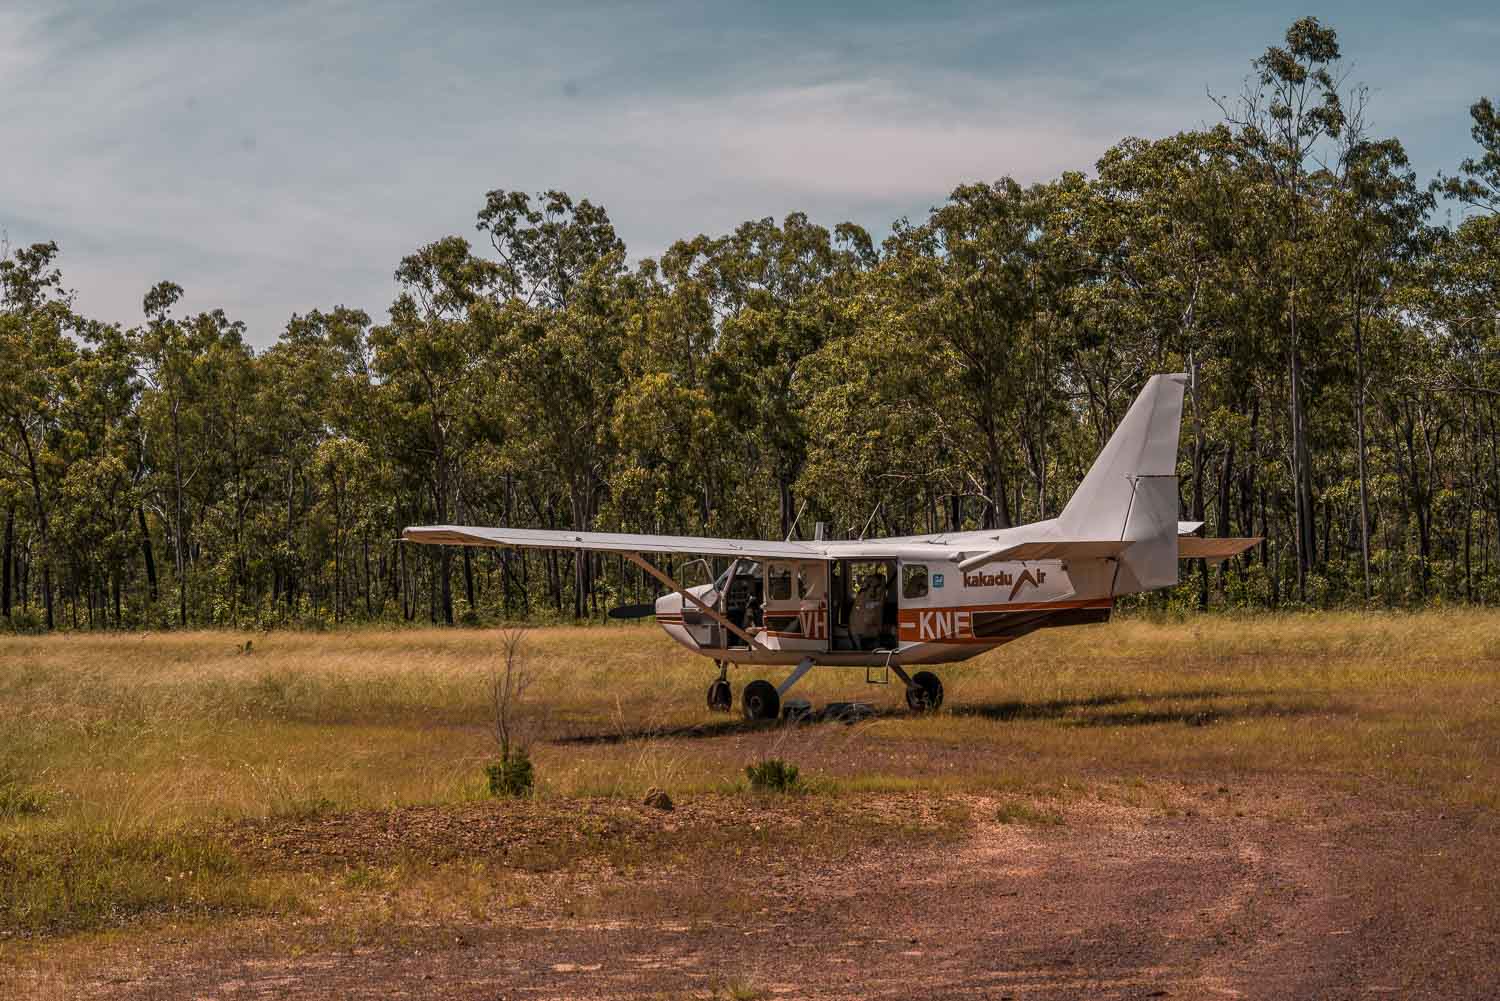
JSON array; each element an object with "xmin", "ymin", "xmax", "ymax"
[{"xmin": 404, "ymin": 374, "xmax": 1257, "ymax": 720}]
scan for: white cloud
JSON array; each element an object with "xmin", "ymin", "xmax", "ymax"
[{"xmin": 2, "ymin": 1, "xmax": 1494, "ymax": 344}]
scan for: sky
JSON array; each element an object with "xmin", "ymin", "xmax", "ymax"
[{"xmin": 3, "ymin": 0, "xmax": 1496, "ymax": 347}]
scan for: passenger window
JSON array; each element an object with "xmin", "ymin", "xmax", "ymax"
[
  {"xmin": 768, "ymin": 565, "xmax": 793, "ymax": 601},
  {"xmin": 796, "ymin": 568, "xmax": 809, "ymax": 599},
  {"xmin": 902, "ymin": 564, "xmax": 929, "ymax": 599}
]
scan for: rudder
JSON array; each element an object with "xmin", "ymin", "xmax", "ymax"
[{"xmin": 1058, "ymin": 374, "xmax": 1187, "ymax": 594}]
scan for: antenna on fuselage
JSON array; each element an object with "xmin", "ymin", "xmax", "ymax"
[{"xmin": 785, "ymin": 500, "xmax": 808, "ymax": 542}]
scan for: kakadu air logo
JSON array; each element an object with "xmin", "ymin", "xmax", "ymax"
[{"xmin": 961, "ymin": 567, "xmax": 1048, "ymax": 600}]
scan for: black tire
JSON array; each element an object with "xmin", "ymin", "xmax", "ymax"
[
  {"xmin": 742, "ymin": 679, "xmax": 781, "ymax": 721},
  {"xmin": 707, "ymin": 678, "xmax": 732, "ymax": 713},
  {"xmin": 905, "ymin": 671, "xmax": 944, "ymax": 712}
]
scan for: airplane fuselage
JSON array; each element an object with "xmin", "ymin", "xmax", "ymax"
[{"xmin": 655, "ymin": 543, "xmax": 1115, "ymax": 667}]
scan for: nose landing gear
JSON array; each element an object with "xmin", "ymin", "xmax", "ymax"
[
  {"xmin": 707, "ymin": 661, "xmax": 732, "ymax": 712},
  {"xmin": 891, "ymin": 664, "xmax": 944, "ymax": 712},
  {"xmin": 904, "ymin": 670, "xmax": 944, "ymax": 712}
]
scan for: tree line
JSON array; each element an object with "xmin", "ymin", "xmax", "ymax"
[{"xmin": 3, "ymin": 17, "xmax": 1498, "ymax": 631}]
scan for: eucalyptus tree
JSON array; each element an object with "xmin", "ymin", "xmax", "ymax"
[
  {"xmin": 1327, "ymin": 99, "xmax": 1431, "ymax": 597},
  {"xmin": 132, "ymin": 282, "xmax": 191, "ymax": 624},
  {"xmin": 614, "ymin": 242, "xmax": 735, "ymax": 535},
  {"xmin": 797, "ymin": 249, "xmax": 957, "ymax": 538},
  {"xmin": 487, "ymin": 260, "xmax": 636, "ymax": 617},
  {"xmin": 1217, "ymin": 16, "xmax": 1347, "ymax": 599},
  {"xmin": 688, "ymin": 214, "xmax": 872, "ymax": 539},
  {"xmin": 133, "ymin": 285, "xmax": 250, "ymax": 626},
  {"xmin": 1419, "ymin": 96, "xmax": 1500, "ymax": 598},
  {"xmin": 473, "ymin": 190, "xmax": 629, "ymax": 615},
  {"xmin": 911, "ymin": 178, "xmax": 1056, "ymax": 529},
  {"xmin": 371, "ymin": 236, "xmax": 500, "ymax": 624},
  {"xmin": 1082, "ymin": 128, "xmax": 1246, "ymax": 605},
  {"xmin": 258, "ymin": 309, "xmax": 363, "ymax": 618},
  {"xmin": 1437, "ymin": 97, "xmax": 1500, "ymax": 215},
  {"xmin": 0, "ymin": 242, "xmax": 77, "ymax": 629},
  {"xmin": 52, "ymin": 320, "xmax": 140, "ymax": 625}
]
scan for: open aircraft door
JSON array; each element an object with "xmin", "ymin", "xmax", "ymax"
[{"xmin": 760, "ymin": 560, "xmax": 829, "ymax": 653}]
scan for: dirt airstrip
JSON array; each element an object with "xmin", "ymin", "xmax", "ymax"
[{"xmin": 44, "ymin": 780, "xmax": 1500, "ymax": 1000}]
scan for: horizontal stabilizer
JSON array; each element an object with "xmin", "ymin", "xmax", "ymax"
[
  {"xmin": 957, "ymin": 539, "xmax": 1131, "ymax": 571},
  {"xmin": 1177, "ymin": 537, "xmax": 1261, "ymax": 560}
]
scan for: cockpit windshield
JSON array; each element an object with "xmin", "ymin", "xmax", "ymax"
[{"xmin": 714, "ymin": 559, "xmax": 763, "ymax": 592}]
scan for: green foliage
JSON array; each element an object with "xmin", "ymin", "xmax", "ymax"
[
  {"xmin": 1, "ymin": 19, "xmax": 1499, "ymax": 625},
  {"xmin": 2, "ymin": 608, "xmax": 44, "ymax": 634},
  {"xmin": 745, "ymin": 758, "xmax": 801, "ymax": 793},
  {"xmin": 485, "ymin": 749, "xmax": 534, "ymax": 798}
]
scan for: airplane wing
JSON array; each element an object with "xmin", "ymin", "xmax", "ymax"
[
  {"xmin": 1178, "ymin": 536, "xmax": 1261, "ymax": 560},
  {"xmin": 402, "ymin": 525, "xmax": 822, "ymax": 561}
]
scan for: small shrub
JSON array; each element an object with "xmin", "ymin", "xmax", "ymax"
[
  {"xmin": 485, "ymin": 750, "xmax": 534, "ymax": 798},
  {"xmin": 745, "ymin": 758, "xmax": 801, "ymax": 793},
  {"xmin": 995, "ymin": 800, "xmax": 1064, "ymax": 826},
  {"xmin": 2, "ymin": 609, "xmax": 43, "ymax": 635},
  {"xmin": 274, "ymin": 795, "xmax": 336, "ymax": 821},
  {"xmin": 0, "ymin": 782, "xmax": 46, "ymax": 818},
  {"xmin": 712, "ymin": 977, "xmax": 768, "ymax": 1000}
]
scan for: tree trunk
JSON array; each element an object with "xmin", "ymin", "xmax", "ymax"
[
  {"xmin": 1189, "ymin": 354, "xmax": 1208, "ymax": 610},
  {"xmin": 440, "ymin": 548, "xmax": 454, "ymax": 625},
  {"xmin": 462, "ymin": 545, "xmax": 476, "ymax": 616},
  {"xmin": 1352, "ymin": 299, "xmax": 1372, "ymax": 601},
  {"xmin": 2, "ymin": 504, "xmax": 12, "ymax": 620}
]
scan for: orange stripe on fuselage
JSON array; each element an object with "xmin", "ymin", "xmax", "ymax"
[
  {"xmin": 898, "ymin": 597, "xmax": 1111, "ymax": 618},
  {"xmin": 898, "ymin": 598, "xmax": 1111, "ymax": 644}
]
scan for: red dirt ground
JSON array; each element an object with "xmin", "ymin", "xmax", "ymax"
[{"xmin": 54, "ymin": 782, "xmax": 1500, "ymax": 1000}]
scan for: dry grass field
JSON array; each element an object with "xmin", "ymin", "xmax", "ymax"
[{"xmin": 2, "ymin": 611, "xmax": 1498, "ymax": 999}]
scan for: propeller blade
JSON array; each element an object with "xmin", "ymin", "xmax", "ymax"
[{"xmin": 607, "ymin": 602, "xmax": 657, "ymax": 620}]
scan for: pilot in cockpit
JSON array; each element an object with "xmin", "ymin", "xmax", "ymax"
[{"xmin": 849, "ymin": 571, "xmax": 887, "ymax": 650}]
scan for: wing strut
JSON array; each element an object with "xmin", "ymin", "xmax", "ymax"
[{"xmin": 621, "ymin": 552, "xmax": 763, "ymax": 651}]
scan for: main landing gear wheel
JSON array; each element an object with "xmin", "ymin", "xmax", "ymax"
[
  {"xmin": 906, "ymin": 671, "xmax": 944, "ymax": 712},
  {"xmin": 707, "ymin": 678, "xmax": 732, "ymax": 713},
  {"xmin": 742, "ymin": 679, "xmax": 781, "ymax": 721}
]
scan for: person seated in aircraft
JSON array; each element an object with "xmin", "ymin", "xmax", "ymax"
[{"xmin": 849, "ymin": 572, "xmax": 887, "ymax": 650}]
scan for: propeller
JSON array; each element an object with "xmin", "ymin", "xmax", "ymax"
[{"xmin": 606, "ymin": 602, "xmax": 657, "ymax": 620}]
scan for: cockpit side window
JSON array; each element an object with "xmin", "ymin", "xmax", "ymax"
[
  {"xmin": 767, "ymin": 564, "xmax": 793, "ymax": 601},
  {"xmin": 902, "ymin": 563, "xmax": 929, "ymax": 599}
]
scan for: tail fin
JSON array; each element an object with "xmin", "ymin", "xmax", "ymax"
[{"xmin": 1058, "ymin": 374, "xmax": 1187, "ymax": 594}]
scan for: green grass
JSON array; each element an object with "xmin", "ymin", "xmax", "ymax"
[
  {"xmin": 0, "ymin": 827, "xmax": 260, "ymax": 936},
  {"xmin": 0, "ymin": 610, "xmax": 1497, "ymax": 951},
  {"xmin": 4, "ymin": 611, "xmax": 1499, "ymax": 822},
  {"xmin": 995, "ymin": 799, "xmax": 1065, "ymax": 826}
]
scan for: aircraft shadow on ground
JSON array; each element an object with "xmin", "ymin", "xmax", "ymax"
[{"xmin": 551, "ymin": 688, "xmax": 1323, "ymax": 745}]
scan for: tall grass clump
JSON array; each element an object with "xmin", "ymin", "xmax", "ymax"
[
  {"xmin": 745, "ymin": 759, "xmax": 801, "ymax": 793},
  {"xmin": 0, "ymin": 783, "xmax": 47, "ymax": 819},
  {"xmin": 0, "ymin": 759, "xmax": 47, "ymax": 818}
]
